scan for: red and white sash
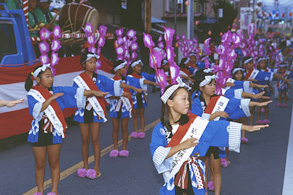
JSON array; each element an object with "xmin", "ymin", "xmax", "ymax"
[
  {"xmin": 112, "ymin": 75, "xmax": 133, "ymax": 116},
  {"xmin": 28, "ymin": 85, "xmax": 67, "ymax": 138},
  {"xmin": 204, "ymin": 96, "xmax": 229, "ymax": 121},
  {"xmin": 163, "ymin": 113, "xmax": 208, "ymax": 189},
  {"xmin": 180, "ymin": 68, "xmax": 191, "ymax": 77},
  {"xmin": 73, "ymin": 72, "xmax": 107, "ymax": 122},
  {"xmin": 245, "ymin": 68, "xmax": 259, "ymax": 81}
]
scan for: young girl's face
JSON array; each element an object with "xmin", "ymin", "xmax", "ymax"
[
  {"xmin": 170, "ymin": 88, "xmax": 190, "ymax": 115},
  {"xmin": 234, "ymin": 70, "xmax": 243, "ymax": 81},
  {"xmin": 84, "ymin": 57, "xmax": 97, "ymax": 72},
  {"xmin": 38, "ymin": 68, "xmax": 53, "ymax": 89},
  {"xmin": 133, "ymin": 64, "xmax": 142, "ymax": 73},
  {"xmin": 258, "ymin": 60, "xmax": 267, "ymax": 69},
  {"xmin": 163, "ymin": 63, "xmax": 170, "ymax": 72},
  {"xmin": 190, "ymin": 56, "xmax": 196, "ymax": 64},
  {"xmin": 117, "ymin": 65, "xmax": 126, "ymax": 76},
  {"xmin": 245, "ymin": 62, "xmax": 254, "ymax": 70},
  {"xmin": 280, "ymin": 66, "xmax": 287, "ymax": 73},
  {"xmin": 200, "ymin": 80, "xmax": 216, "ymax": 97}
]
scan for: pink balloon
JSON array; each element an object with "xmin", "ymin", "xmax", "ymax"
[
  {"xmin": 131, "ymin": 52, "xmax": 137, "ymax": 60},
  {"xmin": 88, "ymin": 47, "xmax": 96, "ymax": 53}
]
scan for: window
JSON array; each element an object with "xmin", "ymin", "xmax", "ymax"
[
  {"xmin": 165, "ymin": 0, "xmax": 186, "ymax": 14},
  {"xmin": 0, "ymin": 21, "xmax": 17, "ymax": 61}
]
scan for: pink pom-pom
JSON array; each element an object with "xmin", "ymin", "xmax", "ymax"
[
  {"xmin": 86, "ymin": 169, "xmax": 97, "ymax": 179},
  {"xmin": 77, "ymin": 168, "xmax": 86, "ymax": 178}
]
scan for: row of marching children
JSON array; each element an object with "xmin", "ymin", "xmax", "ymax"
[
  {"xmin": 22, "ymin": 52, "xmax": 158, "ymax": 195},
  {"xmin": 150, "ymin": 42, "xmax": 292, "ymax": 195}
]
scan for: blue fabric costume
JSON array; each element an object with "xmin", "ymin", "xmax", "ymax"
[
  {"xmin": 73, "ymin": 73, "xmax": 123, "ymax": 123},
  {"xmin": 150, "ymin": 115, "xmax": 242, "ymax": 195},
  {"xmin": 27, "ymin": 86, "xmax": 85, "ymax": 144}
]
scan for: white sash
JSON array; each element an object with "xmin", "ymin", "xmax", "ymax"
[
  {"xmin": 74, "ymin": 75, "xmax": 107, "ymax": 122},
  {"xmin": 28, "ymin": 89, "xmax": 65, "ymax": 138},
  {"xmin": 248, "ymin": 69, "xmax": 259, "ymax": 80},
  {"xmin": 210, "ymin": 96, "xmax": 229, "ymax": 121},
  {"xmin": 163, "ymin": 117, "xmax": 209, "ymax": 183}
]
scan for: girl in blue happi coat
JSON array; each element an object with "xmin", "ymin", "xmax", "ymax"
[
  {"xmin": 127, "ymin": 59, "xmax": 158, "ymax": 139},
  {"xmin": 73, "ymin": 52, "xmax": 145, "ymax": 179},
  {"xmin": 108, "ymin": 60, "xmax": 155, "ymax": 158},
  {"xmin": 190, "ymin": 70, "xmax": 271, "ymax": 195},
  {"xmin": 150, "ymin": 77, "xmax": 268, "ymax": 195},
  {"xmin": 25, "ymin": 64, "xmax": 107, "ymax": 195}
]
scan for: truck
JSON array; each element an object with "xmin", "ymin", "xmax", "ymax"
[{"xmin": 0, "ymin": 3, "xmax": 113, "ymax": 147}]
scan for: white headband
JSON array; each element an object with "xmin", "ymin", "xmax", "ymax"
[
  {"xmin": 203, "ymin": 68, "xmax": 214, "ymax": 73},
  {"xmin": 184, "ymin": 58, "xmax": 190, "ymax": 64},
  {"xmin": 232, "ymin": 68, "xmax": 245, "ymax": 75},
  {"xmin": 244, "ymin": 58, "xmax": 253, "ymax": 64},
  {"xmin": 279, "ymin": 63, "xmax": 288, "ymax": 67},
  {"xmin": 189, "ymin": 52, "xmax": 196, "ymax": 57},
  {"xmin": 83, "ymin": 53, "xmax": 100, "ymax": 64},
  {"xmin": 199, "ymin": 75, "xmax": 218, "ymax": 87},
  {"xmin": 162, "ymin": 59, "xmax": 168, "ymax": 66},
  {"xmin": 131, "ymin": 60, "xmax": 143, "ymax": 68},
  {"xmin": 257, "ymin": 57, "xmax": 267, "ymax": 63},
  {"xmin": 114, "ymin": 61, "xmax": 127, "ymax": 72},
  {"xmin": 33, "ymin": 64, "xmax": 51, "ymax": 78},
  {"xmin": 161, "ymin": 77, "xmax": 191, "ymax": 104}
]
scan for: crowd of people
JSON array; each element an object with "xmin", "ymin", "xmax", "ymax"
[{"xmin": 1, "ymin": 1, "xmax": 293, "ymax": 195}]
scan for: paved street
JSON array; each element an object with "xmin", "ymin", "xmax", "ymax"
[{"xmin": 0, "ymin": 89, "xmax": 292, "ymax": 195}]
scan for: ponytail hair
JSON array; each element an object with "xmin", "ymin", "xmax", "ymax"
[
  {"xmin": 126, "ymin": 64, "xmax": 133, "ymax": 75},
  {"xmin": 161, "ymin": 85, "xmax": 189, "ymax": 132},
  {"xmin": 24, "ymin": 65, "xmax": 50, "ymax": 91}
]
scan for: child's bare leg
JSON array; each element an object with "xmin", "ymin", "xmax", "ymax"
[
  {"xmin": 210, "ymin": 154, "xmax": 222, "ymax": 195},
  {"xmin": 284, "ymin": 92, "xmax": 288, "ymax": 104},
  {"xmin": 79, "ymin": 123, "xmax": 90, "ymax": 169},
  {"xmin": 224, "ymin": 147, "xmax": 230, "ymax": 162},
  {"xmin": 47, "ymin": 143, "xmax": 61, "ymax": 194},
  {"xmin": 249, "ymin": 106, "xmax": 255, "ymax": 126},
  {"xmin": 256, "ymin": 106, "xmax": 261, "ymax": 121},
  {"xmin": 203, "ymin": 157, "xmax": 209, "ymax": 191},
  {"xmin": 265, "ymin": 105, "xmax": 269, "ymax": 119},
  {"xmin": 91, "ymin": 122, "xmax": 101, "ymax": 173},
  {"xmin": 111, "ymin": 118, "xmax": 120, "ymax": 150},
  {"xmin": 139, "ymin": 108, "xmax": 145, "ymax": 132},
  {"xmin": 121, "ymin": 117, "xmax": 129, "ymax": 150},
  {"xmin": 279, "ymin": 92, "xmax": 282, "ymax": 104},
  {"xmin": 132, "ymin": 109, "xmax": 139, "ymax": 133},
  {"xmin": 32, "ymin": 146, "xmax": 47, "ymax": 194}
]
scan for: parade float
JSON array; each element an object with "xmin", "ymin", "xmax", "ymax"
[{"xmin": 0, "ymin": 2, "xmax": 113, "ymax": 142}]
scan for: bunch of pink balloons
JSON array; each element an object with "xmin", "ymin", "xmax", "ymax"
[
  {"xmin": 176, "ymin": 34, "xmax": 200, "ymax": 60},
  {"xmin": 115, "ymin": 28, "xmax": 139, "ymax": 67},
  {"xmin": 214, "ymin": 30, "xmax": 240, "ymax": 94},
  {"xmin": 163, "ymin": 26, "xmax": 180, "ymax": 85},
  {"xmin": 143, "ymin": 32, "xmax": 167, "ymax": 94},
  {"xmin": 39, "ymin": 26, "xmax": 61, "ymax": 76}
]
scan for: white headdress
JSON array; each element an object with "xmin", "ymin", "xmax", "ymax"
[{"xmin": 161, "ymin": 77, "xmax": 191, "ymax": 104}]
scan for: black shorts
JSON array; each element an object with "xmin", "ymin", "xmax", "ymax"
[
  {"xmin": 136, "ymin": 93, "xmax": 144, "ymax": 109},
  {"xmin": 205, "ymin": 146, "xmax": 220, "ymax": 159},
  {"xmin": 31, "ymin": 120, "xmax": 54, "ymax": 147}
]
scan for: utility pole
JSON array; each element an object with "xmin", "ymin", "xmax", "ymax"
[
  {"xmin": 187, "ymin": 0, "xmax": 194, "ymax": 39},
  {"xmin": 174, "ymin": 0, "xmax": 177, "ymax": 34}
]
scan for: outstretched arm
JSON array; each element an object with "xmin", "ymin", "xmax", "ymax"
[
  {"xmin": 41, "ymin": 93, "xmax": 64, "ymax": 112},
  {"xmin": 120, "ymin": 82, "xmax": 147, "ymax": 93},
  {"xmin": 143, "ymin": 79, "xmax": 159, "ymax": 86},
  {"xmin": 0, "ymin": 99, "xmax": 24, "ymax": 107}
]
